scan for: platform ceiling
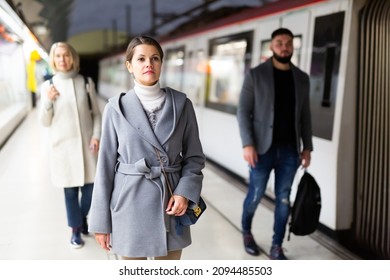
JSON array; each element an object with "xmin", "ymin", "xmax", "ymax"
[{"xmin": 12, "ymin": 0, "xmax": 281, "ymax": 55}]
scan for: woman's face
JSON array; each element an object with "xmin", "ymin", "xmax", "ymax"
[
  {"xmin": 53, "ymin": 46, "xmax": 73, "ymax": 72},
  {"xmin": 126, "ymin": 44, "xmax": 162, "ymax": 86}
]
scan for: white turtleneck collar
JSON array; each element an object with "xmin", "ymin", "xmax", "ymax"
[
  {"xmin": 133, "ymin": 80, "xmax": 166, "ymax": 111},
  {"xmin": 55, "ymin": 70, "xmax": 78, "ymax": 79}
]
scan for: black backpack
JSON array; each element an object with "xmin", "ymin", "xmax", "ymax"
[{"xmin": 288, "ymin": 171, "xmax": 321, "ymax": 240}]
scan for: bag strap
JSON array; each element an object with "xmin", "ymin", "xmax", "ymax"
[
  {"xmin": 50, "ymin": 75, "xmax": 92, "ymax": 112},
  {"xmin": 154, "ymin": 147, "xmax": 174, "ymax": 197},
  {"xmin": 83, "ymin": 75, "xmax": 92, "ymax": 112}
]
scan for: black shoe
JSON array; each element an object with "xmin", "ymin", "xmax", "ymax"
[
  {"xmin": 81, "ymin": 218, "xmax": 89, "ymax": 235},
  {"xmin": 269, "ymin": 245, "xmax": 287, "ymax": 260},
  {"xmin": 70, "ymin": 229, "xmax": 84, "ymax": 249},
  {"xmin": 243, "ymin": 232, "xmax": 260, "ymax": 256}
]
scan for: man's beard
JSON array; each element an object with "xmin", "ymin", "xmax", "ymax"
[{"xmin": 273, "ymin": 53, "xmax": 292, "ymax": 64}]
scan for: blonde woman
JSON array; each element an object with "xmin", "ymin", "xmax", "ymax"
[{"xmin": 39, "ymin": 42, "xmax": 101, "ymax": 248}]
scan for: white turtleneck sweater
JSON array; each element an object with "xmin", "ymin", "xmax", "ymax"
[{"xmin": 133, "ymin": 80, "xmax": 166, "ymax": 129}]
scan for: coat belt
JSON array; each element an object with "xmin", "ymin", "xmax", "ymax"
[
  {"xmin": 115, "ymin": 158, "xmax": 181, "ymax": 178},
  {"xmin": 115, "ymin": 158, "xmax": 181, "ymax": 232}
]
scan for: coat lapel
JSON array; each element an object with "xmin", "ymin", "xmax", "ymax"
[
  {"xmin": 153, "ymin": 90, "xmax": 174, "ymax": 147},
  {"xmin": 291, "ymin": 65, "xmax": 303, "ymax": 107},
  {"xmin": 264, "ymin": 59, "xmax": 275, "ymax": 97},
  {"xmin": 117, "ymin": 88, "xmax": 187, "ymax": 152},
  {"xmin": 119, "ymin": 90, "xmax": 163, "ymax": 150},
  {"xmin": 155, "ymin": 88, "xmax": 187, "ymax": 146}
]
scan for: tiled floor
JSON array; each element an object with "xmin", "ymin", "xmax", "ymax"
[{"xmin": 0, "ymin": 104, "xmax": 359, "ymax": 260}]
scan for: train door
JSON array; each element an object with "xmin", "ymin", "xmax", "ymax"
[
  {"xmin": 202, "ymin": 30, "xmax": 254, "ymax": 177},
  {"xmin": 304, "ymin": 0, "xmax": 351, "ymax": 235},
  {"xmin": 355, "ymin": 0, "xmax": 390, "ymax": 259}
]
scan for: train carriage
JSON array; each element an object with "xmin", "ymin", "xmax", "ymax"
[
  {"xmin": 0, "ymin": 0, "xmax": 48, "ymax": 148},
  {"xmin": 97, "ymin": 0, "xmax": 390, "ymax": 259}
]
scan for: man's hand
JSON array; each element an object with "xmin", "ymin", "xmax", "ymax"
[
  {"xmin": 243, "ymin": 145, "xmax": 258, "ymax": 168},
  {"xmin": 301, "ymin": 150, "xmax": 311, "ymax": 168}
]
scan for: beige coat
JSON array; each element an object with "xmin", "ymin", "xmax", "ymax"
[{"xmin": 39, "ymin": 72, "xmax": 101, "ymax": 187}]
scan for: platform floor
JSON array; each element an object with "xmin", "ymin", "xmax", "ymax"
[{"xmin": 0, "ymin": 102, "xmax": 360, "ymax": 260}]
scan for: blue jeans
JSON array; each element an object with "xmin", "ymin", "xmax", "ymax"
[
  {"xmin": 242, "ymin": 144, "xmax": 300, "ymax": 246},
  {"xmin": 64, "ymin": 183, "xmax": 94, "ymax": 228}
]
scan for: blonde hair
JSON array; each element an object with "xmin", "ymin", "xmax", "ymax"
[{"xmin": 49, "ymin": 42, "xmax": 80, "ymax": 73}]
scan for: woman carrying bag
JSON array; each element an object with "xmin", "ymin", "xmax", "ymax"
[
  {"xmin": 39, "ymin": 42, "xmax": 101, "ymax": 249},
  {"xmin": 88, "ymin": 36, "xmax": 205, "ymax": 260}
]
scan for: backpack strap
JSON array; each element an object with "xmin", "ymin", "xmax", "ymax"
[
  {"xmin": 83, "ymin": 75, "xmax": 93, "ymax": 112},
  {"xmin": 50, "ymin": 75, "xmax": 93, "ymax": 113}
]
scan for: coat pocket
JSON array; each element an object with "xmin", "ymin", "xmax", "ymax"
[{"xmin": 110, "ymin": 173, "xmax": 129, "ymax": 212}]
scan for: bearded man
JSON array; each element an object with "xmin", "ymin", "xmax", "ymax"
[{"xmin": 237, "ymin": 28, "xmax": 313, "ymax": 260}]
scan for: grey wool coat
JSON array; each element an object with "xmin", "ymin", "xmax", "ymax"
[
  {"xmin": 237, "ymin": 58, "xmax": 313, "ymax": 155},
  {"xmin": 88, "ymin": 87, "xmax": 205, "ymax": 258}
]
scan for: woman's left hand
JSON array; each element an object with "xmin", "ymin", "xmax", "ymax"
[
  {"xmin": 166, "ymin": 195, "xmax": 188, "ymax": 216},
  {"xmin": 95, "ymin": 233, "xmax": 111, "ymax": 251},
  {"xmin": 89, "ymin": 138, "xmax": 100, "ymax": 154}
]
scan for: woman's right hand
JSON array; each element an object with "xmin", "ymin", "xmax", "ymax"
[
  {"xmin": 47, "ymin": 84, "xmax": 60, "ymax": 101},
  {"xmin": 95, "ymin": 233, "xmax": 111, "ymax": 251}
]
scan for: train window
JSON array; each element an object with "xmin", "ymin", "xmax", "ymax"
[
  {"xmin": 309, "ymin": 11, "xmax": 345, "ymax": 140},
  {"xmin": 260, "ymin": 35, "xmax": 302, "ymax": 66},
  {"xmin": 162, "ymin": 46, "xmax": 185, "ymax": 91},
  {"xmin": 0, "ymin": 22, "xmax": 22, "ymax": 44},
  {"xmin": 0, "ymin": 21, "xmax": 25, "ymax": 113},
  {"xmin": 206, "ymin": 31, "xmax": 253, "ymax": 115},
  {"xmin": 183, "ymin": 49, "xmax": 206, "ymax": 106}
]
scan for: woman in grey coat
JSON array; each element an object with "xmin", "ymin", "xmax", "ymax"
[{"xmin": 88, "ymin": 36, "xmax": 205, "ymax": 259}]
